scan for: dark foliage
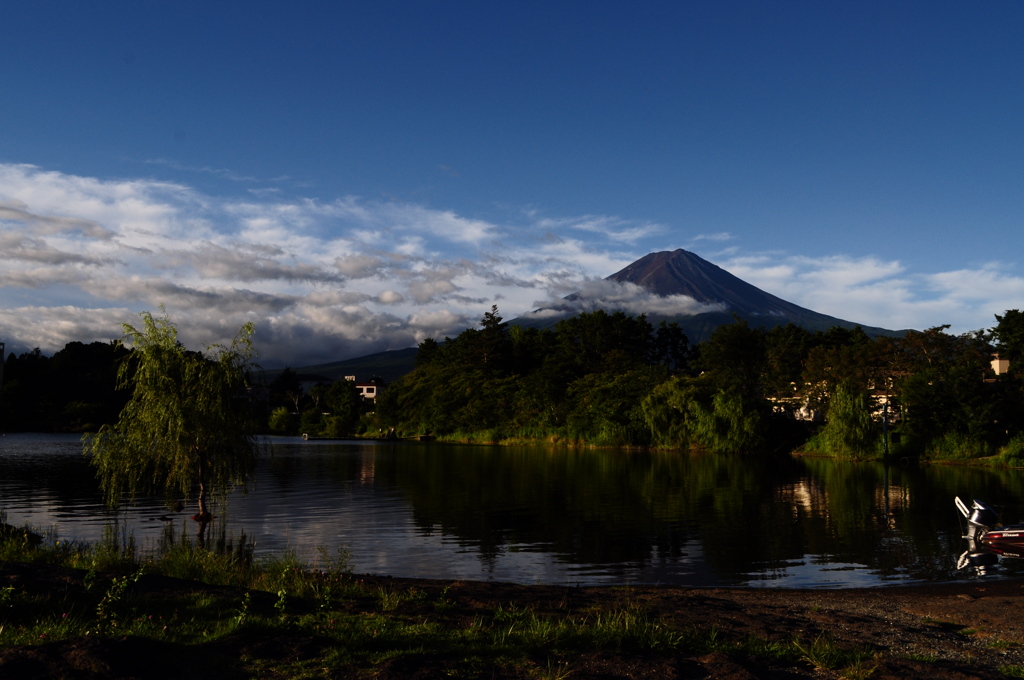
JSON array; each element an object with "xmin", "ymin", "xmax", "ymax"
[
  {"xmin": 375, "ymin": 308, "xmax": 689, "ymax": 444},
  {"xmin": 0, "ymin": 342, "xmax": 130, "ymax": 432}
]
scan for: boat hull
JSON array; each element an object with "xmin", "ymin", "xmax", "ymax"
[{"xmin": 979, "ymin": 528, "xmax": 1024, "ymax": 558}]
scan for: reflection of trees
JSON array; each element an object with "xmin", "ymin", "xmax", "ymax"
[
  {"xmin": 387, "ymin": 446, "xmax": 819, "ymax": 579},
  {"xmin": 391, "ymin": 446, "xmax": 666, "ymax": 565},
  {"xmin": 0, "ymin": 443, "xmax": 107, "ymax": 506},
  {"xmin": 785, "ymin": 459, "xmax": 1024, "ymax": 579},
  {"xmin": 384, "ymin": 445, "xmax": 1024, "ymax": 583},
  {"xmin": 202, "ymin": 442, "xmax": 1024, "ymax": 583},
  {"xmin": 264, "ymin": 443, "xmax": 373, "ymax": 491}
]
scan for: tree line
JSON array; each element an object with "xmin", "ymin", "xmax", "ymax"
[
  {"xmin": 375, "ymin": 306, "xmax": 1024, "ymax": 461},
  {"xmin": 0, "ymin": 341, "xmax": 131, "ymax": 432},
  {"xmin": 5, "ymin": 307, "xmax": 1024, "ymax": 461},
  {"xmin": 0, "ymin": 341, "xmax": 367, "ymax": 437}
]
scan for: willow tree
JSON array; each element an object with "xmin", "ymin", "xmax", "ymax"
[
  {"xmin": 84, "ymin": 312, "xmax": 259, "ymax": 522},
  {"xmin": 816, "ymin": 381, "xmax": 878, "ymax": 459}
]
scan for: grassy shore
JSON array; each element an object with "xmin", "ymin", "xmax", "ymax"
[
  {"xmin": 0, "ymin": 520, "xmax": 900, "ymax": 680},
  {"xmin": 8, "ymin": 519, "xmax": 1024, "ymax": 679}
]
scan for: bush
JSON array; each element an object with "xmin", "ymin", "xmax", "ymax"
[
  {"xmin": 923, "ymin": 431, "xmax": 993, "ymax": 461},
  {"xmin": 811, "ymin": 383, "xmax": 880, "ymax": 459},
  {"xmin": 268, "ymin": 406, "xmax": 296, "ymax": 435},
  {"xmin": 999, "ymin": 435, "xmax": 1024, "ymax": 466},
  {"xmin": 688, "ymin": 391, "xmax": 765, "ymax": 454}
]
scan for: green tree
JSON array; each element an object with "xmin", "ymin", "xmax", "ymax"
[
  {"xmin": 49, "ymin": 341, "xmax": 131, "ymax": 431},
  {"xmin": 323, "ymin": 378, "xmax": 364, "ymax": 433},
  {"xmin": 414, "ymin": 337, "xmax": 440, "ymax": 367},
  {"xmin": 993, "ymin": 309, "xmax": 1024, "ymax": 371},
  {"xmin": 377, "ymin": 307, "xmax": 675, "ymax": 445},
  {"xmin": 689, "ymin": 389, "xmax": 766, "ymax": 454},
  {"xmin": 268, "ymin": 366, "xmax": 303, "ymax": 412},
  {"xmin": 641, "ymin": 375, "xmax": 708, "ymax": 450},
  {"xmin": 801, "ymin": 337, "xmax": 879, "ymax": 415},
  {"xmin": 653, "ymin": 320, "xmax": 693, "ymax": 373},
  {"xmin": 478, "ymin": 304, "xmax": 511, "ymax": 370},
  {"xmin": 697, "ymin": 319, "xmax": 766, "ymax": 398},
  {"xmin": 84, "ymin": 312, "xmax": 260, "ymax": 523},
  {"xmin": 554, "ymin": 310, "xmax": 655, "ymax": 376},
  {"xmin": 268, "ymin": 405, "xmax": 296, "ymax": 435},
  {"xmin": 893, "ymin": 327, "xmax": 1003, "ymax": 457},
  {"xmin": 564, "ymin": 368, "xmax": 662, "ymax": 445},
  {"xmin": 812, "ymin": 381, "xmax": 879, "ymax": 459},
  {"xmin": 761, "ymin": 324, "xmax": 812, "ymax": 399},
  {"xmin": 0, "ymin": 348, "xmax": 53, "ymax": 432}
]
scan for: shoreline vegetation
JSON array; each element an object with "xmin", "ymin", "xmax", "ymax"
[
  {"xmin": 4, "ymin": 523, "xmax": 1024, "ymax": 680},
  {"xmin": 3, "ymin": 307, "xmax": 1024, "ymax": 466},
  {"xmin": 372, "ymin": 307, "xmax": 1024, "ymax": 467}
]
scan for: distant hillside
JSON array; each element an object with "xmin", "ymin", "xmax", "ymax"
[
  {"xmin": 261, "ymin": 347, "xmax": 418, "ymax": 385},
  {"xmin": 515, "ymin": 248, "xmax": 909, "ymax": 343}
]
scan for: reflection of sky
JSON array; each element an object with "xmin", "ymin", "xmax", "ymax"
[
  {"xmin": 4, "ymin": 434, "xmax": 1024, "ymax": 587},
  {"xmin": 741, "ymin": 560, "xmax": 899, "ymax": 589}
]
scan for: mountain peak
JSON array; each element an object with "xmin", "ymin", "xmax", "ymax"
[
  {"xmin": 515, "ymin": 249, "xmax": 903, "ymax": 341},
  {"xmin": 602, "ymin": 248, "xmax": 903, "ymax": 338},
  {"xmin": 606, "ymin": 248, "xmax": 797, "ymax": 317}
]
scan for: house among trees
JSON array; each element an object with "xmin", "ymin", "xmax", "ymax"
[{"xmin": 346, "ymin": 376, "xmax": 384, "ymax": 402}]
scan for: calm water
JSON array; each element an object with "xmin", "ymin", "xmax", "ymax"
[{"xmin": 3, "ymin": 432, "xmax": 1024, "ymax": 588}]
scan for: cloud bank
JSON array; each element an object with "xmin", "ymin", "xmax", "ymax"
[
  {"xmin": 0, "ymin": 164, "xmax": 640, "ymax": 364},
  {"xmin": 0, "ymin": 163, "xmax": 1018, "ymax": 364}
]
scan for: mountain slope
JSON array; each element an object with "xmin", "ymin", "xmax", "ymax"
[
  {"xmin": 261, "ymin": 347, "xmax": 418, "ymax": 385},
  {"xmin": 607, "ymin": 249, "xmax": 806, "ymax": 317},
  {"xmin": 518, "ymin": 248, "xmax": 906, "ymax": 342}
]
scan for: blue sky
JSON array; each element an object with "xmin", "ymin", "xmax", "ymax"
[{"xmin": 1, "ymin": 1, "xmax": 1022, "ymax": 365}]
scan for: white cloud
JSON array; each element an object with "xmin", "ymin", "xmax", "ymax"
[
  {"xmin": 717, "ymin": 253, "xmax": 1019, "ymax": 333},
  {"xmin": 1, "ymin": 162, "xmax": 1019, "ymax": 362},
  {"xmin": 527, "ymin": 279, "xmax": 725, "ymax": 319},
  {"xmin": 0, "ymin": 306, "xmax": 136, "ymax": 353},
  {"xmin": 691, "ymin": 232, "xmax": 734, "ymax": 242},
  {"xmin": 0, "ymin": 163, "xmax": 633, "ymax": 362},
  {"xmin": 335, "ymin": 254, "xmax": 387, "ymax": 279},
  {"xmin": 537, "ymin": 215, "xmax": 664, "ymax": 244},
  {"xmin": 0, "ymin": 199, "xmax": 114, "ymax": 239}
]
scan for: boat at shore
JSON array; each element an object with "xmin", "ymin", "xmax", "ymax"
[{"xmin": 955, "ymin": 497, "xmax": 1024, "ymax": 572}]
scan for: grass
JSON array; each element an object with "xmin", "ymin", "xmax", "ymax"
[
  {"xmin": 0, "ymin": 521, "xmax": 892, "ymax": 678},
  {"xmin": 987, "ymin": 639, "xmax": 1020, "ymax": 649},
  {"xmin": 793, "ymin": 633, "xmax": 878, "ymax": 679}
]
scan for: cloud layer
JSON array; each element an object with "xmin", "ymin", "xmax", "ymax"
[{"xmin": 0, "ymin": 163, "xmax": 1019, "ymax": 364}]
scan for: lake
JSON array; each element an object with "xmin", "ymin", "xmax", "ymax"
[{"xmin": 3, "ymin": 432, "xmax": 1023, "ymax": 588}]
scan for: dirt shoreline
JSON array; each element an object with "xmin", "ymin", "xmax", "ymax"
[
  {"xmin": 367, "ymin": 574, "xmax": 1024, "ymax": 678},
  {"xmin": 3, "ymin": 562, "xmax": 1024, "ymax": 679}
]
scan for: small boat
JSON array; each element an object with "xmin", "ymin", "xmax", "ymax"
[{"xmin": 954, "ymin": 497, "xmax": 1024, "ymax": 572}]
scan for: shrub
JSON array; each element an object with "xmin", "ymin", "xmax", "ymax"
[{"xmin": 999, "ymin": 435, "xmax": 1024, "ymax": 467}]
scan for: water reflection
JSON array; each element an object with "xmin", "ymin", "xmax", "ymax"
[{"xmin": 4, "ymin": 433, "xmax": 1024, "ymax": 587}]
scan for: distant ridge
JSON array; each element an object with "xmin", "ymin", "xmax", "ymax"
[
  {"xmin": 518, "ymin": 248, "xmax": 907, "ymax": 342},
  {"xmin": 260, "ymin": 347, "xmax": 419, "ymax": 385}
]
